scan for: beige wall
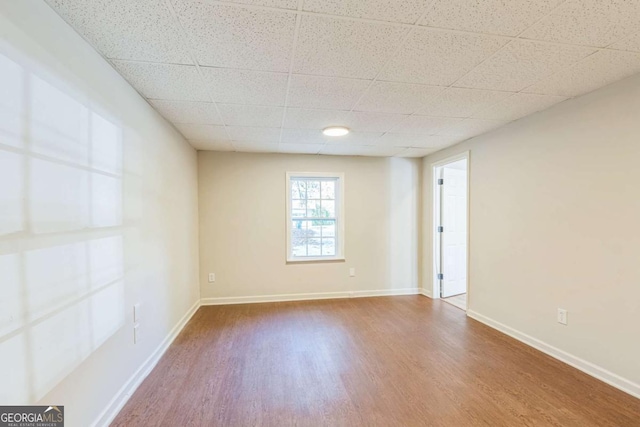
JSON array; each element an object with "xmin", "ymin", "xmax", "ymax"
[
  {"xmin": 199, "ymin": 152, "xmax": 421, "ymax": 300},
  {"xmin": 0, "ymin": 2, "xmax": 199, "ymax": 425},
  {"xmin": 422, "ymin": 73, "xmax": 640, "ymax": 391}
]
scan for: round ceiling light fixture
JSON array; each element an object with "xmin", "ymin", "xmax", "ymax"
[{"xmin": 322, "ymin": 126, "xmax": 350, "ymax": 137}]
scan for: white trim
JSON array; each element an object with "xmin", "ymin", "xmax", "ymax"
[
  {"xmin": 419, "ymin": 288, "xmax": 433, "ymax": 298},
  {"xmin": 467, "ymin": 310, "xmax": 640, "ymax": 400},
  {"xmin": 92, "ymin": 299, "xmax": 201, "ymax": 427},
  {"xmin": 201, "ymin": 288, "xmax": 421, "ymax": 306},
  {"xmin": 285, "ymin": 172, "xmax": 345, "ymax": 263},
  {"xmin": 431, "ymin": 151, "xmax": 470, "ymax": 305}
]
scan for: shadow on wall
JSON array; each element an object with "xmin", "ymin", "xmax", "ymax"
[{"xmin": 0, "ymin": 48, "xmax": 125, "ymax": 403}]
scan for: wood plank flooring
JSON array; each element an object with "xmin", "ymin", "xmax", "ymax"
[{"xmin": 112, "ymin": 296, "xmax": 640, "ymax": 426}]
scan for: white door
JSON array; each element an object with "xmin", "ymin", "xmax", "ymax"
[{"xmin": 440, "ymin": 166, "xmax": 467, "ymax": 298}]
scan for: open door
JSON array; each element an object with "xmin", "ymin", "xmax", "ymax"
[{"xmin": 434, "ymin": 156, "xmax": 468, "ymax": 309}]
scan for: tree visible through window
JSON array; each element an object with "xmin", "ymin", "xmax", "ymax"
[{"xmin": 287, "ymin": 173, "xmax": 343, "ymax": 261}]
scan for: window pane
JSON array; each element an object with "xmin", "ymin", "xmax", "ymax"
[
  {"xmin": 292, "ymin": 239, "xmax": 307, "ymax": 257},
  {"xmin": 320, "ymin": 221, "xmax": 335, "ymax": 237},
  {"xmin": 291, "ymin": 180, "xmax": 306, "ymax": 200},
  {"xmin": 306, "ymin": 200, "xmax": 321, "ymax": 217},
  {"xmin": 308, "ymin": 237, "xmax": 321, "ymax": 256},
  {"xmin": 307, "ymin": 181, "xmax": 320, "ymax": 199},
  {"xmin": 321, "ymin": 200, "xmax": 335, "ymax": 217},
  {"xmin": 321, "ymin": 181, "xmax": 335, "ymax": 200},
  {"xmin": 292, "ymin": 200, "xmax": 305, "ymax": 218},
  {"xmin": 291, "ymin": 220, "xmax": 308, "ymax": 257},
  {"xmin": 321, "ymin": 238, "xmax": 335, "ymax": 256}
]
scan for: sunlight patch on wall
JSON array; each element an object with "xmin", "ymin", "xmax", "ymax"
[{"xmin": 0, "ymin": 48, "xmax": 126, "ymax": 403}]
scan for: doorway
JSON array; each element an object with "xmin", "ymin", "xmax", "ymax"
[{"xmin": 433, "ymin": 153, "xmax": 469, "ymax": 311}]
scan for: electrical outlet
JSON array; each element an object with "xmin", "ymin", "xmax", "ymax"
[
  {"xmin": 557, "ymin": 308, "xmax": 568, "ymax": 325},
  {"xmin": 349, "ymin": 268, "xmax": 355, "ymax": 277},
  {"xmin": 208, "ymin": 273, "xmax": 216, "ymax": 283}
]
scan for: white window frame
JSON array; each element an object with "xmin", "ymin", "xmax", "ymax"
[{"xmin": 286, "ymin": 172, "xmax": 345, "ymax": 263}]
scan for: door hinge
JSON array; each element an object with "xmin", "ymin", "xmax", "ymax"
[
  {"xmin": 437, "ymin": 226, "xmax": 443, "ymax": 233},
  {"xmin": 437, "ymin": 273, "xmax": 444, "ymax": 280},
  {"xmin": 437, "ymin": 178, "xmax": 444, "ymax": 185}
]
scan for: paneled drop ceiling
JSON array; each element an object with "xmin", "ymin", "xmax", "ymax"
[{"xmin": 47, "ymin": 0, "xmax": 640, "ymax": 157}]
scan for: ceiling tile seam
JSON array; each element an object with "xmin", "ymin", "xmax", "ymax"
[
  {"xmin": 165, "ymin": 0, "xmax": 235, "ymax": 149},
  {"xmin": 346, "ymin": 0, "xmax": 440, "ymax": 120},
  {"xmin": 381, "ymin": 0, "xmax": 578, "ymax": 141},
  {"xmin": 278, "ymin": 0, "xmax": 309, "ymax": 149},
  {"xmin": 517, "ymin": 49, "xmax": 605, "ymax": 96},
  {"xmin": 41, "ymin": 2, "xmax": 204, "ymax": 149},
  {"xmin": 179, "ymin": 0, "xmax": 625, "ymax": 53}
]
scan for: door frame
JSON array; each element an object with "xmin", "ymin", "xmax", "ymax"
[{"xmin": 431, "ymin": 151, "xmax": 470, "ymax": 306}]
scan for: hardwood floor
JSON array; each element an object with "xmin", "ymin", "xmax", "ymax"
[{"xmin": 112, "ymin": 296, "xmax": 640, "ymax": 426}]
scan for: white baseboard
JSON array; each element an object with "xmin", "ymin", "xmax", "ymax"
[
  {"xmin": 419, "ymin": 288, "xmax": 433, "ymax": 298},
  {"xmin": 467, "ymin": 310, "xmax": 640, "ymax": 400},
  {"xmin": 201, "ymin": 288, "xmax": 421, "ymax": 306},
  {"xmin": 92, "ymin": 299, "xmax": 201, "ymax": 427}
]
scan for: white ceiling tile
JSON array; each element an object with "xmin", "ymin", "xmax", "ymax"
[
  {"xmin": 420, "ymin": 0, "xmax": 564, "ymax": 36},
  {"xmin": 174, "ymin": 123, "xmax": 229, "ymax": 141},
  {"xmin": 293, "ymin": 15, "xmax": 407, "ymax": 79},
  {"xmin": 288, "ymin": 75, "xmax": 370, "ymax": 110},
  {"xmin": 173, "ymin": 0, "xmax": 296, "ymax": 71},
  {"xmin": 343, "ymin": 111, "xmax": 409, "ymax": 133},
  {"xmin": 227, "ymin": 126, "xmax": 281, "ymax": 142},
  {"xmin": 474, "ymin": 93, "xmax": 567, "ymax": 121},
  {"xmin": 281, "ymin": 129, "xmax": 382, "ymax": 145},
  {"xmin": 416, "ymin": 87, "xmax": 513, "ymax": 118},
  {"xmin": 283, "ymin": 109, "xmax": 349, "ymax": 130},
  {"xmin": 438, "ymin": 118, "xmax": 509, "ymax": 138},
  {"xmin": 525, "ymin": 49, "xmax": 640, "ymax": 97},
  {"xmin": 521, "ymin": 0, "xmax": 640, "ymax": 48},
  {"xmin": 302, "ymin": 0, "xmax": 433, "ymax": 24},
  {"xmin": 610, "ymin": 31, "xmax": 640, "ymax": 52},
  {"xmin": 323, "ymin": 132, "xmax": 384, "ymax": 145},
  {"xmin": 149, "ymin": 100, "xmax": 222, "ymax": 124},
  {"xmin": 391, "ymin": 115, "xmax": 462, "ymax": 134},
  {"xmin": 278, "ymin": 143, "xmax": 324, "ymax": 154},
  {"xmin": 395, "ymin": 147, "xmax": 438, "ymax": 158},
  {"xmin": 281, "ymin": 128, "xmax": 328, "ymax": 144},
  {"xmin": 47, "ymin": 0, "xmax": 192, "ymax": 64},
  {"xmin": 111, "ymin": 61, "xmax": 209, "ymax": 101},
  {"xmin": 379, "ymin": 28, "xmax": 509, "ymax": 86},
  {"xmin": 378, "ymin": 133, "xmax": 463, "ymax": 148},
  {"xmin": 189, "ymin": 140, "xmax": 235, "ymax": 151},
  {"xmin": 224, "ymin": 0, "xmax": 297, "ymax": 9},
  {"xmin": 175, "ymin": 123, "xmax": 228, "ymax": 141},
  {"xmin": 455, "ymin": 40, "xmax": 596, "ymax": 92},
  {"xmin": 200, "ymin": 67, "xmax": 288, "ymax": 106},
  {"xmin": 218, "ymin": 104, "xmax": 283, "ymax": 127},
  {"xmin": 355, "ymin": 81, "xmax": 444, "ymax": 114},
  {"xmin": 234, "ymin": 142, "xmax": 280, "ymax": 153},
  {"xmin": 320, "ymin": 145, "xmax": 403, "ymax": 157}
]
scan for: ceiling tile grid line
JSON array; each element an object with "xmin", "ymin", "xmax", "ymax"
[
  {"xmin": 341, "ymin": 1, "xmax": 440, "ymax": 135},
  {"xmin": 368, "ymin": 0, "xmax": 577, "ymax": 149},
  {"xmin": 175, "ymin": 0, "xmax": 640, "ymax": 52},
  {"xmin": 164, "ymin": 0, "xmax": 235, "ymax": 148},
  {"xmin": 276, "ymin": 0, "xmax": 305, "ymax": 149},
  {"xmin": 45, "ymin": 0, "xmax": 640, "ymax": 157}
]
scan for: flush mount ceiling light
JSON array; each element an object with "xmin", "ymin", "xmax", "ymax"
[{"xmin": 322, "ymin": 126, "xmax": 350, "ymax": 137}]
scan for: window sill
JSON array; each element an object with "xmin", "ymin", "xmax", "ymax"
[{"xmin": 286, "ymin": 257, "xmax": 345, "ymax": 264}]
